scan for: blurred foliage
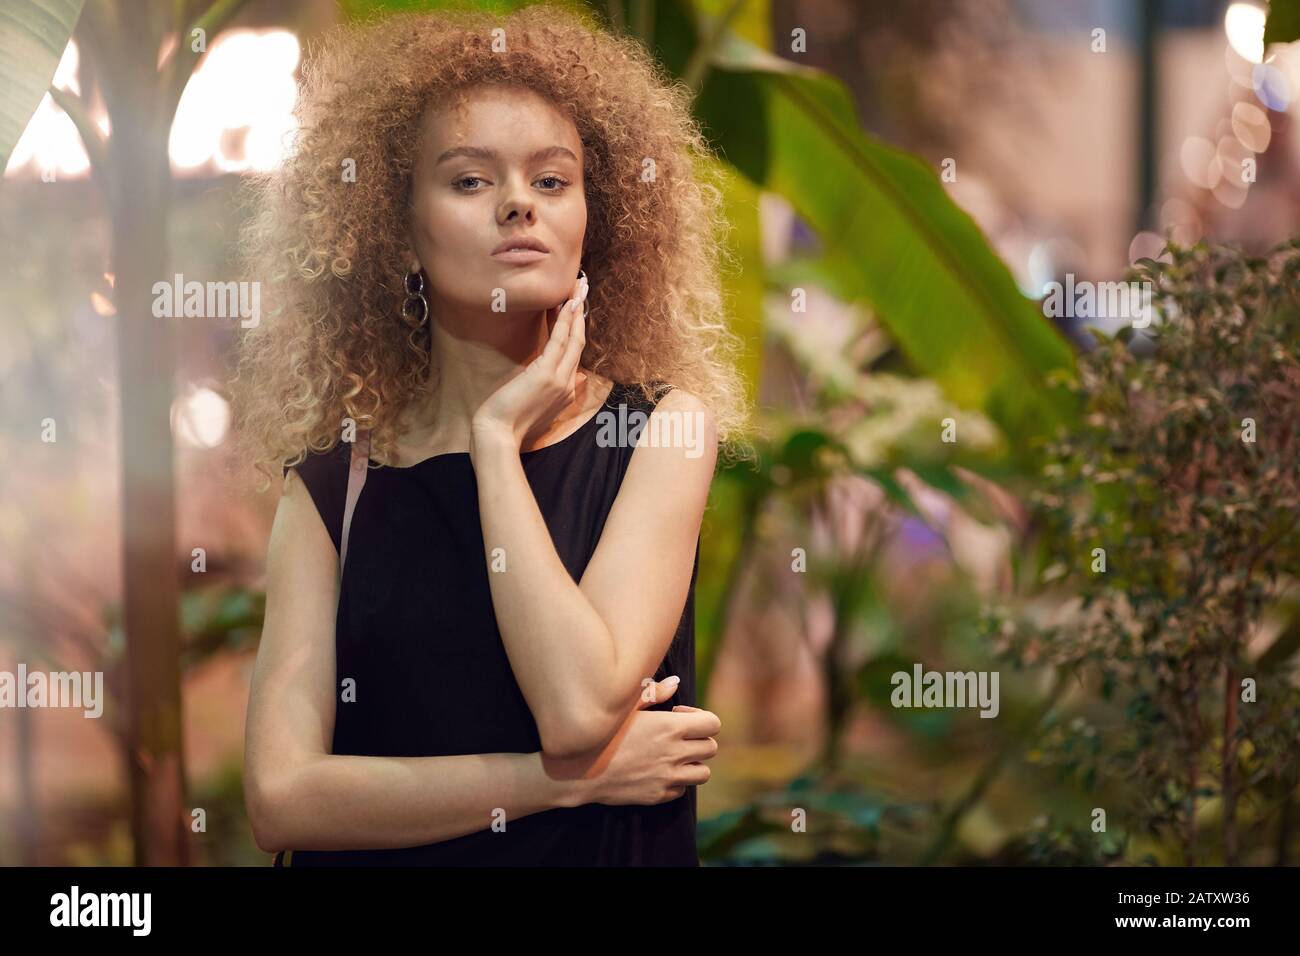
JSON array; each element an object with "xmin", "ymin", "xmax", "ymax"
[
  {"xmin": 700, "ymin": 772, "xmax": 929, "ymax": 865},
  {"xmin": 973, "ymin": 815, "xmax": 1133, "ymax": 866},
  {"xmin": 694, "ymin": 311, "xmax": 1057, "ymax": 862},
  {"xmin": 982, "ymin": 239, "xmax": 1300, "ymax": 865}
]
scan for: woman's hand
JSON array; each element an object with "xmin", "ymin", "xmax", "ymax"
[
  {"xmin": 546, "ymin": 677, "xmax": 721, "ymax": 807},
  {"xmin": 470, "ymin": 272, "xmax": 589, "ymax": 451}
]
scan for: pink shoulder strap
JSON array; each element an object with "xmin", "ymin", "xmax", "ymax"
[{"xmin": 339, "ymin": 429, "xmax": 371, "ymax": 577}]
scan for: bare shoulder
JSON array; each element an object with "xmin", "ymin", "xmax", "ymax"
[
  {"xmin": 627, "ymin": 386, "xmax": 719, "ymax": 475},
  {"xmin": 656, "ymin": 387, "xmax": 717, "ymax": 442},
  {"xmin": 654, "ymin": 386, "xmax": 712, "ymax": 419}
]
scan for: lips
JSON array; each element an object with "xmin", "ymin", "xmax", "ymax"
[{"xmin": 491, "ymin": 236, "xmax": 550, "ymax": 255}]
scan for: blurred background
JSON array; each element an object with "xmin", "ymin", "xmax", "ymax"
[{"xmin": 1, "ymin": 0, "xmax": 1297, "ymax": 866}]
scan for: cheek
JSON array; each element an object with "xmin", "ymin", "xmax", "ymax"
[
  {"xmin": 418, "ymin": 197, "xmax": 478, "ymax": 248},
  {"xmin": 556, "ymin": 203, "xmax": 587, "ymax": 260},
  {"xmin": 414, "ymin": 199, "xmax": 488, "ymax": 293},
  {"xmin": 568, "ymin": 198, "xmax": 588, "ymax": 240}
]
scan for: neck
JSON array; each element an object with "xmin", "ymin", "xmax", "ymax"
[{"xmin": 397, "ymin": 298, "xmax": 552, "ymax": 451}]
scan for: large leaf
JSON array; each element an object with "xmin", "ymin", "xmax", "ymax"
[
  {"xmin": 712, "ymin": 154, "xmax": 766, "ymax": 405},
  {"xmin": 0, "ymin": 0, "xmax": 85, "ymax": 174},
  {"xmin": 688, "ymin": 3, "xmax": 770, "ymax": 410},
  {"xmin": 690, "ymin": 15, "xmax": 1078, "ymax": 459}
]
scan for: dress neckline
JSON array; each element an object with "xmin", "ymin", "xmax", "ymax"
[{"xmin": 374, "ymin": 379, "xmax": 623, "ymax": 470}]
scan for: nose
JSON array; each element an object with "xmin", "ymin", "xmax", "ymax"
[
  {"xmin": 496, "ymin": 180, "xmax": 537, "ymax": 226},
  {"xmin": 499, "ymin": 204, "xmax": 535, "ymax": 225}
]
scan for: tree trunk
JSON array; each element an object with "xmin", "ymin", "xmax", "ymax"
[{"xmin": 98, "ymin": 3, "xmax": 189, "ymax": 866}]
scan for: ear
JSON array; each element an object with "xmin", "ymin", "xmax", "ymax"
[{"xmin": 404, "ymin": 229, "xmax": 420, "ymax": 272}]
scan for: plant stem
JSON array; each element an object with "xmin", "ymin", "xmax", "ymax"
[
  {"xmin": 1277, "ymin": 786, "xmax": 1293, "ymax": 866},
  {"xmin": 1222, "ymin": 665, "xmax": 1239, "ymax": 865},
  {"xmin": 1184, "ymin": 678, "xmax": 1198, "ymax": 866},
  {"xmin": 682, "ymin": 0, "xmax": 747, "ymax": 94},
  {"xmin": 918, "ymin": 666, "xmax": 1070, "ymax": 865},
  {"xmin": 697, "ymin": 486, "xmax": 763, "ymax": 704}
]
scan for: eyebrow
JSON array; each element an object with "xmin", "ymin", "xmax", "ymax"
[{"xmin": 433, "ymin": 145, "xmax": 580, "ymax": 167}]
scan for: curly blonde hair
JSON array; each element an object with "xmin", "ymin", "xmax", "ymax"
[{"xmin": 228, "ymin": 3, "xmax": 753, "ymax": 489}]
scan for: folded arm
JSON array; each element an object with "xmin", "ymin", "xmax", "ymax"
[
  {"xmin": 471, "ymin": 388, "xmax": 718, "ymax": 757},
  {"xmin": 244, "ymin": 467, "xmax": 592, "ymax": 853}
]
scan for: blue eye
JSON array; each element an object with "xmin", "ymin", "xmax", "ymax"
[{"xmin": 453, "ymin": 174, "xmax": 569, "ymax": 192}]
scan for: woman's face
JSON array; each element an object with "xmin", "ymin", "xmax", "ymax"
[{"xmin": 408, "ymin": 84, "xmax": 587, "ymax": 317}]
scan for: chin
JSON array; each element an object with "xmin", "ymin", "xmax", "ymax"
[{"xmin": 493, "ymin": 271, "xmax": 571, "ymax": 305}]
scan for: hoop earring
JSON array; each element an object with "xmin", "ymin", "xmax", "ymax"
[{"xmin": 402, "ymin": 268, "xmax": 429, "ymax": 328}]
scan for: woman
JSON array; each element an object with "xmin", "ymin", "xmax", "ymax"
[{"xmin": 232, "ymin": 5, "xmax": 751, "ymax": 865}]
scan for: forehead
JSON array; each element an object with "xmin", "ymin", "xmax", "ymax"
[{"xmin": 417, "ymin": 84, "xmax": 582, "ymax": 159}]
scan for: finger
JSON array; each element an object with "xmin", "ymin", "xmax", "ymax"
[
  {"xmin": 681, "ymin": 736, "xmax": 718, "ymax": 762},
  {"xmin": 536, "ymin": 276, "xmax": 587, "ymax": 384},
  {"xmin": 538, "ymin": 283, "xmax": 582, "ymax": 370},
  {"xmin": 637, "ymin": 676, "xmax": 681, "ymax": 708},
  {"xmin": 676, "ymin": 763, "xmax": 712, "ymax": 786},
  {"xmin": 677, "ymin": 710, "xmax": 722, "ymax": 739},
  {"xmin": 549, "ymin": 273, "xmax": 582, "ymax": 314},
  {"xmin": 557, "ymin": 302, "xmax": 586, "ymax": 385},
  {"xmin": 545, "ymin": 276, "xmax": 580, "ymax": 332}
]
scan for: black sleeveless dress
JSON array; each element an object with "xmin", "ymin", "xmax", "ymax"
[{"xmin": 279, "ymin": 381, "xmax": 700, "ymax": 865}]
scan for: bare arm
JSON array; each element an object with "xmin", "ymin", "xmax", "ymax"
[
  {"xmin": 243, "ymin": 466, "xmax": 590, "ymax": 853},
  {"xmin": 471, "ymin": 388, "xmax": 718, "ymax": 757}
]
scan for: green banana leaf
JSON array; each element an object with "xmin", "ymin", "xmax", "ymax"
[
  {"xmin": 712, "ymin": 154, "xmax": 766, "ymax": 407},
  {"xmin": 687, "ymin": 14, "xmax": 1078, "ymax": 458},
  {"xmin": 0, "ymin": 0, "xmax": 85, "ymax": 175}
]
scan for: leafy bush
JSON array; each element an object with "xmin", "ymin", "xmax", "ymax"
[{"xmin": 985, "ymin": 239, "xmax": 1300, "ymax": 865}]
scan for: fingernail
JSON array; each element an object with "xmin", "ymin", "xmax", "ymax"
[{"xmin": 665, "ymin": 675, "xmax": 680, "ymax": 686}]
